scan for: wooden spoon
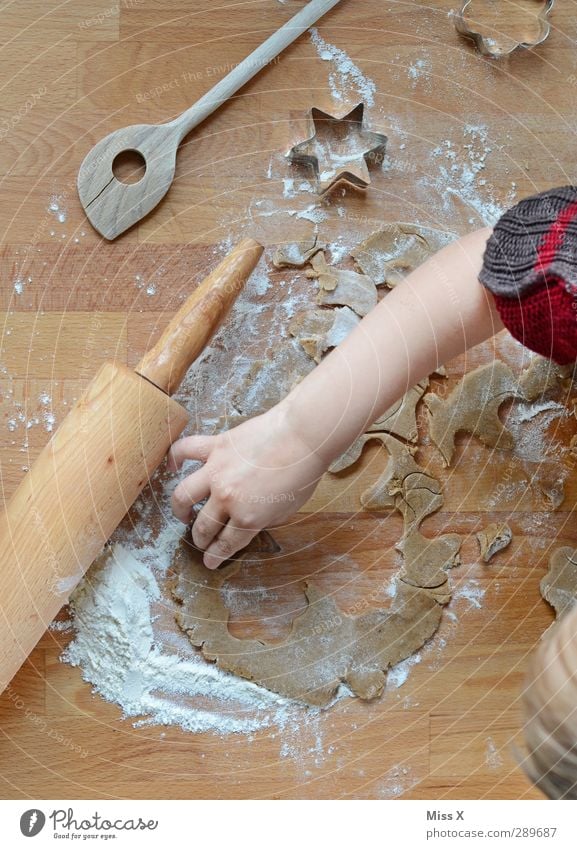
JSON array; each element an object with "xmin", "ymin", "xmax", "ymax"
[{"xmin": 77, "ymin": 0, "xmax": 343, "ymax": 240}]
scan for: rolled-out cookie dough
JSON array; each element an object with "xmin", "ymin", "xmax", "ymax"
[
  {"xmin": 476, "ymin": 522, "xmax": 512, "ymax": 563},
  {"xmin": 540, "ymin": 546, "xmax": 577, "ymax": 619},
  {"xmin": 367, "ymin": 379, "xmax": 428, "ymax": 443},
  {"xmin": 425, "ymin": 360, "xmax": 520, "ymax": 466},
  {"xmin": 351, "ymin": 224, "xmax": 432, "ymax": 287},
  {"xmin": 171, "ymin": 530, "xmax": 450, "ymax": 707},
  {"xmin": 359, "ymin": 435, "xmax": 443, "ymax": 534},
  {"xmin": 519, "ymin": 356, "xmax": 572, "ymax": 402},
  {"xmin": 400, "ymin": 530, "xmax": 462, "ymax": 593}
]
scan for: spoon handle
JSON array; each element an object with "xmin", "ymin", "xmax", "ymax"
[{"xmin": 170, "ymin": 0, "xmax": 343, "ymax": 142}]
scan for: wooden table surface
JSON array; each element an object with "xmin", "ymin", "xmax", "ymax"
[{"xmin": 1, "ymin": 0, "xmax": 577, "ymax": 800}]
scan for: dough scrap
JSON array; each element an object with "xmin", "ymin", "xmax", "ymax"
[
  {"xmin": 476, "ymin": 522, "xmax": 512, "ymax": 563},
  {"xmin": 425, "ymin": 360, "xmax": 520, "ymax": 467},
  {"xmin": 316, "ymin": 267, "xmax": 378, "ymax": 316},
  {"xmin": 538, "ymin": 477, "xmax": 565, "ymax": 511},
  {"xmin": 272, "ymin": 237, "xmax": 323, "ymax": 269},
  {"xmin": 306, "ymin": 251, "xmax": 339, "ymax": 291},
  {"xmin": 540, "ymin": 546, "xmax": 577, "ymax": 619},
  {"xmin": 519, "ymin": 356, "xmax": 571, "ymax": 402},
  {"xmin": 171, "ymin": 531, "xmax": 448, "ymax": 707},
  {"xmin": 289, "ymin": 306, "xmax": 360, "ymax": 363},
  {"xmin": 351, "ymin": 225, "xmax": 432, "ymax": 287}
]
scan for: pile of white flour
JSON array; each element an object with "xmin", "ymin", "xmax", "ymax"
[{"xmin": 63, "ymin": 538, "xmax": 301, "ymax": 735}]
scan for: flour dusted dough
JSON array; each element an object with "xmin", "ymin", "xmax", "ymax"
[
  {"xmin": 171, "ymin": 530, "xmax": 449, "ymax": 708},
  {"xmin": 272, "ymin": 237, "xmax": 323, "ymax": 269},
  {"xmin": 540, "ymin": 546, "xmax": 577, "ymax": 619},
  {"xmin": 351, "ymin": 225, "xmax": 432, "ymax": 287},
  {"xmin": 231, "ymin": 341, "xmax": 314, "ymax": 416},
  {"xmin": 519, "ymin": 356, "xmax": 571, "ymax": 402},
  {"xmin": 289, "ymin": 306, "xmax": 360, "ymax": 363},
  {"xmin": 306, "ymin": 251, "xmax": 338, "ymax": 291},
  {"xmin": 316, "ymin": 267, "xmax": 378, "ymax": 316},
  {"xmin": 400, "ymin": 531, "xmax": 462, "ymax": 593},
  {"xmin": 476, "ymin": 522, "xmax": 512, "ymax": 563},
  {"xmin": 425, "ymin": 360, "xmax": 520, "ymax": 466}
]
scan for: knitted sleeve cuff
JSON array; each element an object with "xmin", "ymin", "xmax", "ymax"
[{"xmin": 479, "ymin": 186, "xmax": 577, "ymax": 364}]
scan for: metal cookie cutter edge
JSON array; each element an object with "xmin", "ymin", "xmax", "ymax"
[
  {"xmin": 455, "ymin": 0, "xmax": 555, "ymax": 58},
  {"xmin": 286, "ymin": 103, "xmax": 388, "ymax": 195}
]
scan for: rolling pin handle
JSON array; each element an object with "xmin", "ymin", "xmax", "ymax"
[{"xmin": 136, "ymin": 237, "xmax": 263, "ymax": 396}]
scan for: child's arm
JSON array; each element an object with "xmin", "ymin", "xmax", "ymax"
[{"xmin": 169, "ymin": 226, "xmax": 503, "ymax": 568}]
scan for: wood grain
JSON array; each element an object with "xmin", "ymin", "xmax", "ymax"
[{"xmin": 1, "ymin": 0, "xmax": 577, "ymax": 800}]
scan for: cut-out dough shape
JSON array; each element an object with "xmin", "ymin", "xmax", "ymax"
[
  {"xmin": 316, "ymin": 267, "xmax": 378, "ymax": 317},
  {"xmin": 425, "ymin": 360, "xmax": 520, "ymax": 467},
  {"xmin": 171, "ymin": 531, "xmax": 448, "ymax": 708},
  {"xmin": 289, "ymin": 306, "xmax": 360, "ymax": 363},
  {"xmin": 476, "ymin": 522, "xmax": 512, "ymax": 563},
  {"xmin": 352, "ymin": 225, "xmax": 432, "ymax": 287},
  {"xmin": 273, "ymin": 237, "xmax": 323, "ymax": 269},
  {"xmin": 540, "ymin": 546, "xmax": 577, "ymax": 620},
  {"xmin": 287, "ymin": 104, "xmax": 387, "ymax": 195}
]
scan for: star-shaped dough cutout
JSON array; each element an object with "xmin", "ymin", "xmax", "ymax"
[{"xmin": 287, "ymin": 103, "xmax": 387, "ymax": 194}]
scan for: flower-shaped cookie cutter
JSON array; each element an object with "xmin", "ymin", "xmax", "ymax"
[{"xmin": 455, "ymin": 0, "xmax": 554, "ymax": 58}]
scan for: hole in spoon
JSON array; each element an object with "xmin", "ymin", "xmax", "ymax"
[{"xmin": 112, "ymin": 150, "xmax": 146, "ymax": 184}]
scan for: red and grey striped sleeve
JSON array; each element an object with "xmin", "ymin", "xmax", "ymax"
[{"xmin": 479, "ymin": 185, "xmax": 577, "ymax": 365}]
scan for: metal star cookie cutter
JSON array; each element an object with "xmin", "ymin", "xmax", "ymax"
[
  {"xmin": 286, "ymin": 103, "xmax": 387, "ymax": 194},
  {"xmin": 455, "ymin": 0, "xmax": 554, "ymax": 58}
]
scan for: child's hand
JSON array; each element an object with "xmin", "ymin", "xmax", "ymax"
[{"xmin": 168, "ymin": 404, "xmax": 326, "ymax": 569}]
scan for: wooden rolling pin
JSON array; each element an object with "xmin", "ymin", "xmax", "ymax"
[
  {"xmin": 522, "ymin": 605, "xmax": 577, "ymax": 798},
  {"xmin": 0, "ymin": 237, "xmax": 263, "ymax": 695}
]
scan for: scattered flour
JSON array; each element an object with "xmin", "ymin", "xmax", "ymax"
[
  {"xmin": 423, "ymin": 124, "xmax": 515, "ymax": 226},
  {"xmin": 386, "ymin": 652, "xmax": 422, "ymax": 690},
  {"xmin": 48, "ymin": 194, "xmax": 67, "ymax": 224},
  {"xmin": 453, "ymin": 578, "xmax": 485, "ymax": 610},
  {"xmin": 309, "ymin": 27, "xmax": 376, "ymax": 107},
  {"xmin": 485, "ymin": 736, "xmax": 504, "ymax": 770},
  {"xmin": 376, "ymin": 764, "xmax": 420, "ymax": 798}
]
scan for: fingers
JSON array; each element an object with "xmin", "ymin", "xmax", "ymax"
[
  {"xmin": 168, "ymin": 435, "xmax": 215, "ymax": 471},
  {"xmin": 203, "ymin": 521, "xmax": 258, "ymax": 570},
  {"xmin": 171, "ymin": 466, "xmax": 211, "ymax": 523},
  {"xmin": 191, "ymin": 496, "xmax": 229, "ymax": 551}
]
